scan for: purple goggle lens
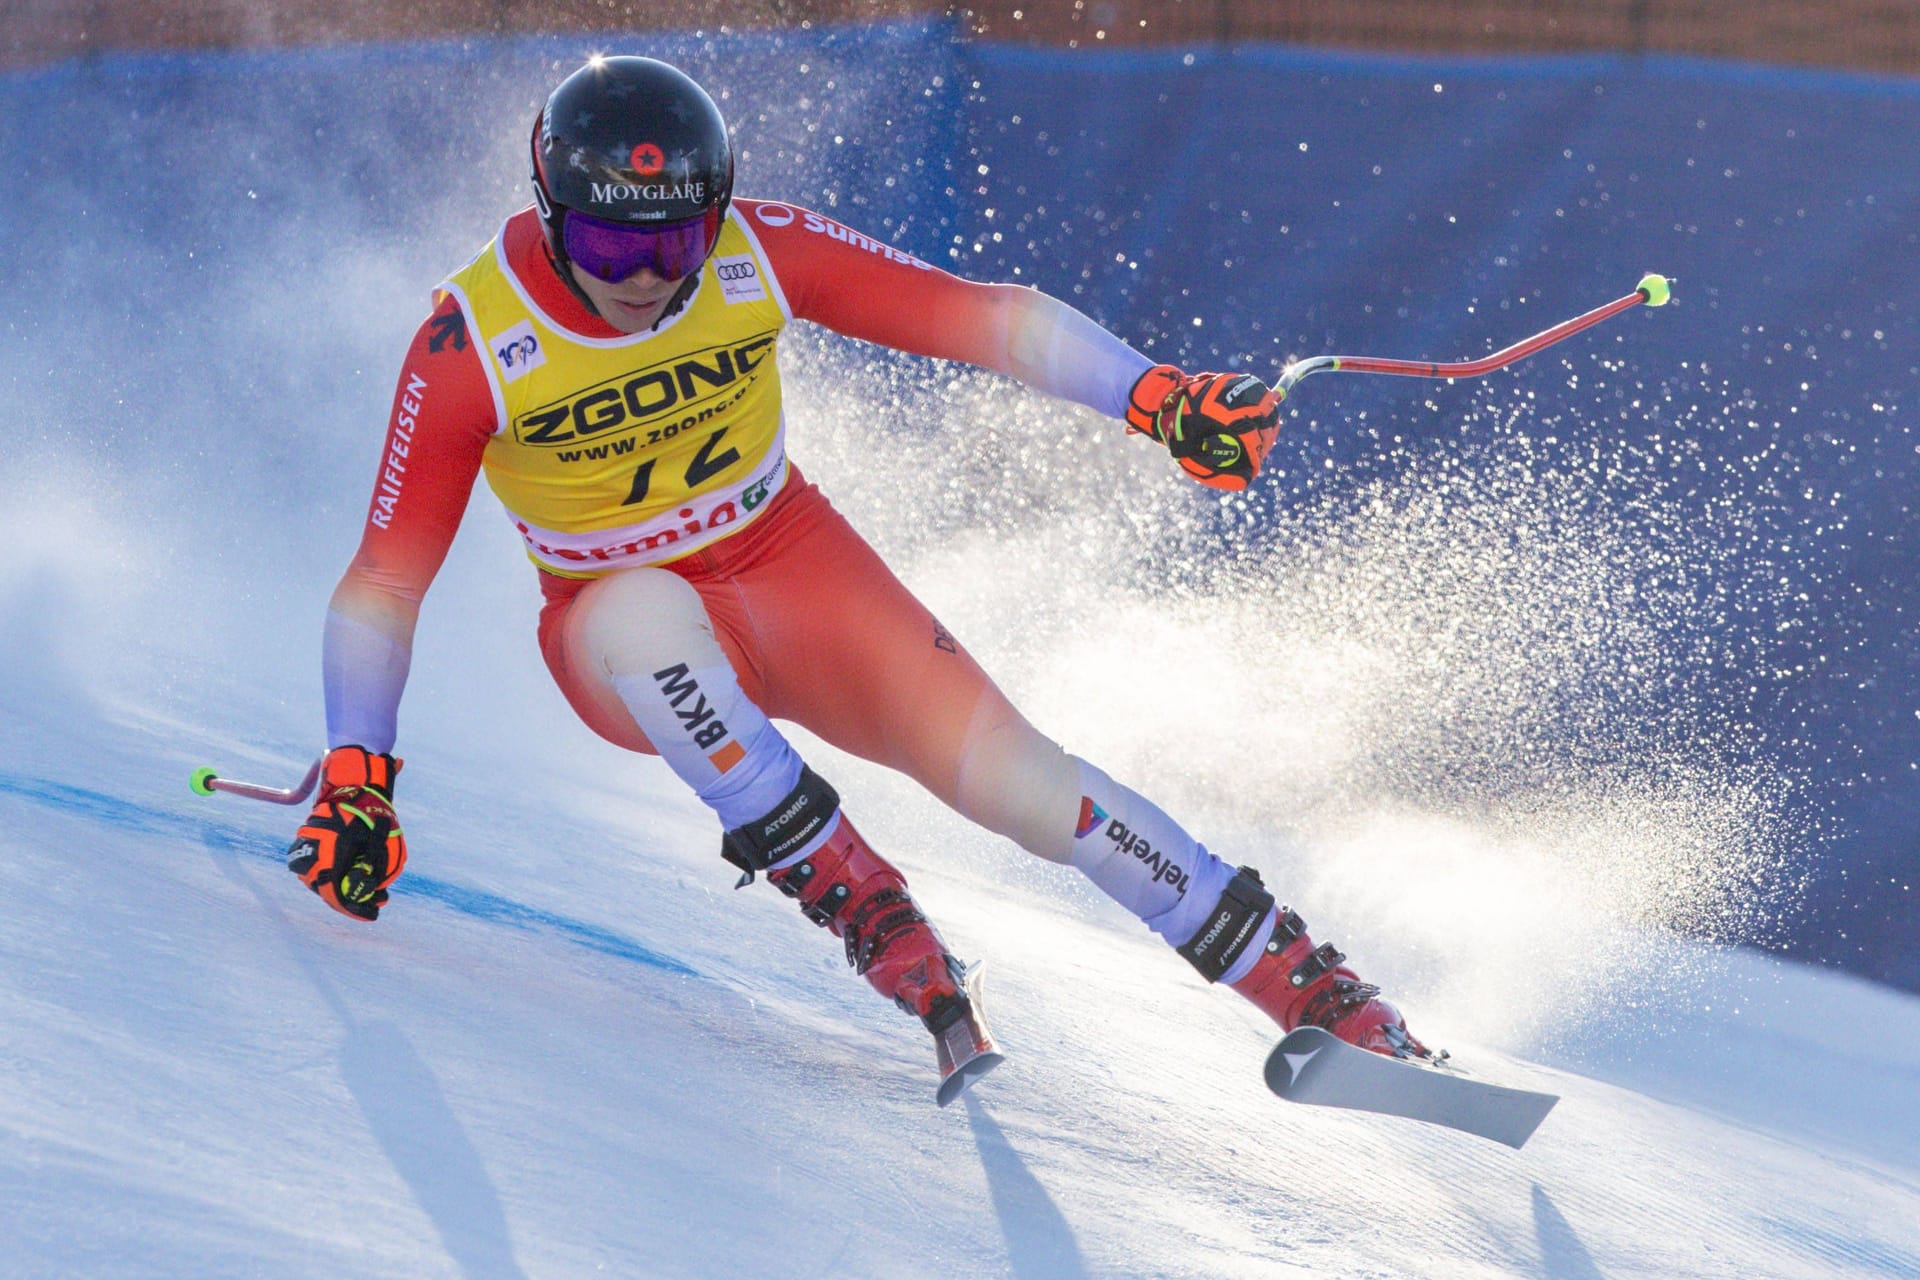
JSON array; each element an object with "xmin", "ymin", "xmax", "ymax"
[{"xmin": 562, "ymin": 209, "xmax": 718, "ymax": 283}]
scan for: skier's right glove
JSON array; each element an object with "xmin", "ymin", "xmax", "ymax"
[
  {"xmin": 1125, "ymin": 364, "xmax": 1284, "ymax": 491},
  {"xmin": 286, "ymin": 746, "xmax": 408, "ymax": 922}
]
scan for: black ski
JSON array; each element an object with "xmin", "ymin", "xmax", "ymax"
[
  {"xmin": 1264, "ymin": 1026, "xmax": 1558, "ymax": 1148},
  {"xmin": 933, "ymin": 963, "xmax": 1004, "ymax": 1107}
]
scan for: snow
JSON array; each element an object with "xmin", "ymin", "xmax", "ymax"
[{"xmin": 3, "ymin": 676, "xmax": 1918, "ymax": 1277}]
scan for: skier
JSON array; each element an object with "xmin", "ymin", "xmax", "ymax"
[{"xmin": 288, "ymin": 54, "xmax": 1431, "ymax": 1092}]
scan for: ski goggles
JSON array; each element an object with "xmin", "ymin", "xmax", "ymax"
[{"xmin": 562, "ymin": 208, "xmax": 719, "ymax": 283}]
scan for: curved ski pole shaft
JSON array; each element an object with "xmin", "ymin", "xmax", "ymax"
[
  {"xmin": 1277, "ymin": 273, "xmax": 1670, "ymax": 396},
  {"xmin": 189, "ymin": 757, "xmax": 324, "ymax": 805}
]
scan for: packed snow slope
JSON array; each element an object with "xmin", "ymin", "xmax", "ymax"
[
  {"xmin": 5, "ymin": 677, "xmax": 1920, "ymax": 1278},
  {"xmin": 4, "ymin": 21, "xmax": 1919, "ymax": 1280}
]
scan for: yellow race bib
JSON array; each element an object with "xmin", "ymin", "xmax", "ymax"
[{"xmin": 442, "ymin": 214, "xmax": 790, "ymax": 576}]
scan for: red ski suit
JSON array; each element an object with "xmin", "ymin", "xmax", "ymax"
[{"xmin": 328, "ymin": 200, "xmax": 1150, "ymax": 824}]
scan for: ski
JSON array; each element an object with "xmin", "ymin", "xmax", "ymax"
[
  {"xmin": 932, "ymin": 963, "xmax": 1004, "ymax": 1107},
  {"xmin": 1264, "ymin": 1026, "xmax": 1558, "ymax": 1148}
]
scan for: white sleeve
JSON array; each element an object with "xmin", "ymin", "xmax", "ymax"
[{"xmin": 323, "ymin": 607, "xmax": 412, "ymax": 753}]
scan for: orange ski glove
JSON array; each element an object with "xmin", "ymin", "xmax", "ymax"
[
  {"xmin": 1125, "ymin": 364, "xmax": 1284, "ymax": 491},
  {"xmin": 286, "ymin": 746, "xmax": 407, "ymax": 922}
]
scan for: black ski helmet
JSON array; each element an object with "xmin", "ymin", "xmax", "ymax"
[{"xmin": 529, "ymin": 56, "xmax": 735, "ymax": 268}]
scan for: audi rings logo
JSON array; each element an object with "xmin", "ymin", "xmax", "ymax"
[
  {"xmin": 753, "ymin": 203, "xmax": 796, "ymax": 226},
  {"xmin": 716, "ymin": 260, "xmax": 757, "ymax": 283}
]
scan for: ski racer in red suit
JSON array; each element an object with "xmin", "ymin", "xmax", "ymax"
[{"xmin": 290, "ymin": 55, "xmax": 1432, "ymax": 1095}]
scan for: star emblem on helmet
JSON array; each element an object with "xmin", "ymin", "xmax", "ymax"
[{"xmin": 630, "ymin": 142, "xmax": 666, "ymax": 176}]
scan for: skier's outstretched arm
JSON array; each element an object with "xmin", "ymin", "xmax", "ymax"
[
  {"xmin": 745, "ymin": 201, "xmax": 1284, "ymax": 490},
  {"xmin": 289, "ymin": 294, "xmax": 494, "ymax": 922}
]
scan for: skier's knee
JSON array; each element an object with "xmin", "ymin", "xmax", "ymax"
[
  {"xmin": 954, "ymin": 711, "xmax": 1077, "ymax": 862},
  {"xmin": 574, "ymin": 567, "xmax": 718, "ymax": 677}
]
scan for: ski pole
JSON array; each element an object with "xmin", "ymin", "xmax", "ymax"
[
  {"xmin": 190, "ymin": 757, "xmax": 323, "ymax": 805},
  {"xmin": 1277, "ymin": 273, "xmax": 1671, "ymax": 395}
]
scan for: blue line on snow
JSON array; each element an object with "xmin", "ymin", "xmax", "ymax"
[
  {"xmin": 404, "ymin": 873, "xmax": 698, "ymax": 975},
  {"xmin": 0, "ymin": 770, "xmax": 698, "ymax": 978},
  {"xmin": 0, "ymin": 773, "xmax": 182, "ymax": 836}
]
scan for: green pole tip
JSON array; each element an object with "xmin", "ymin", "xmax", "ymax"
[
  {"xmin": 190, "ymin": 766, "xmax": 219, "ymax": 797},
  {"xmin": 1636, "ymin": 273, "xmax": 1672, "ymax": 307}
]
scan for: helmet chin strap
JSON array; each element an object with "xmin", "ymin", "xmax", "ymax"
[
  {"xmin": 543, "ymin": 239, "xmax": 605, "ymax": 318},
  {"xmin": 654, "ymin": 274, "xmax": 702, "ymax": 325}
]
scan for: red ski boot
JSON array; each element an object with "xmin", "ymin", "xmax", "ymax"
[
  {"xmin": 1180, "ymin": 865, "xmax": 1433, "ymax": 1060},
  {"xmin": 767, "ymin": 813, "xmax": 963, "ymax": 1020},
  {"xmin": 1230, "ymin": 912, "xmax": 1433, "ymax": 1060},
  {"xmin": 723, "ymin": 767, "xmax": 1003, "ymax": 1102},
  {"xmin": 768, "ymin": 814, "xmax": 1005, "ymax": 1103}
]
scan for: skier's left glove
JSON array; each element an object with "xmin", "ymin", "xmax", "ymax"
[
  {"xmin": 286, "ymin": 746, "xmax": 408, "ymax": 922},
  {"xmin": 1125, "ymin": 364, "xmax": 1284, "ymax": 491}
]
